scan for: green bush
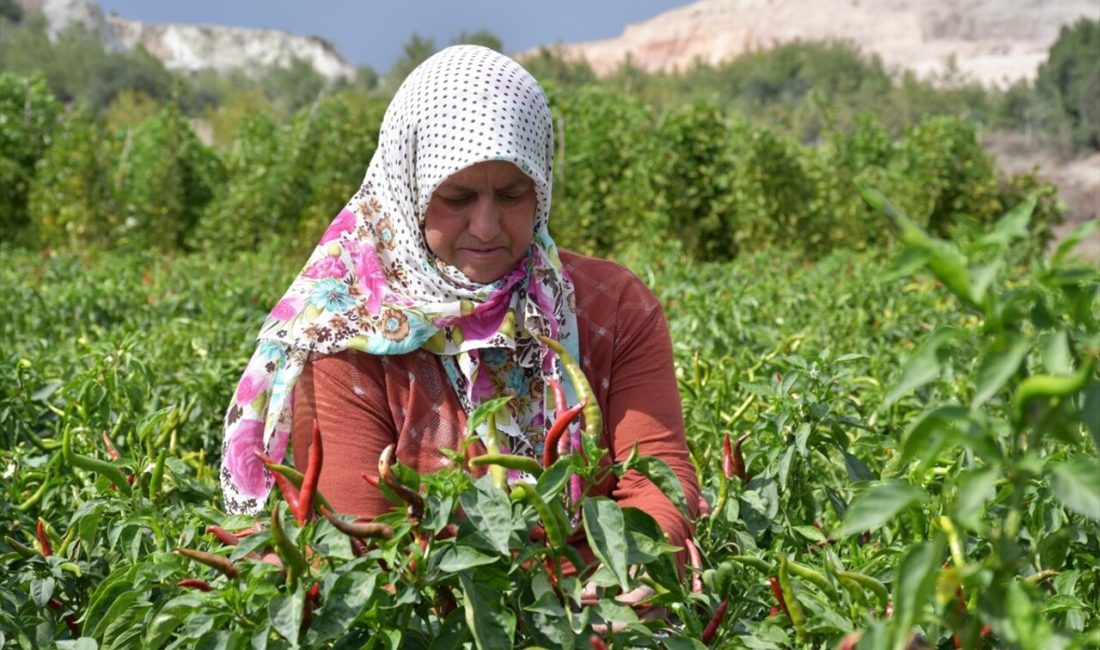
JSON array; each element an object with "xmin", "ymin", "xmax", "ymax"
[
  {"xmin": 0, "ymin": 72, "xmax": 61, "ymax": 241},
  {"xmin": 110, "ymin": 105, "xmax": 223, "ymax": 251},
  {"xmin": 28, "ymin": 105, "xmax": 114, "ymax": 249}
]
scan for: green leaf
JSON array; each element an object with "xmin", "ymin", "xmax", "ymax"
[
  {"xmin": 29, "ymin": 577, "xmax": 54, "ymax": 610},
  {"xmin": 145, "ymin": 596, "xmax": 200, "ymax": 648},
  {"xmin": 626, "ymin": 454, "xmax": 689, "ymax": 518},
  {"xmin": 899, "ymin": 405, "xmax": 971, "ymax": 466},
  {"xmin": 309, "ymin": 571, "xmax": 377, "ymax": 644},
  {"xmin": 268, "ymin": 590, "xmax": 305, "ymax": 648},
  {"xmin": 460, "ymin": 573, "xmax": 515, "ymax": 650},
  {"xmin": 1052, "ymin": 219, "xmax": 1100, "ymax": 265},
  {"xmin": 982, "ymin": 194, "xmax": 1035, "ymax": 246},
  {"xmin": 436, "ymin": 545, "xmax": 500, "ymax": 572},
  {"xmin": 582, "ymin": 497, "xmax": 631, "ymax": 590},
  {"xmin": 1050, "ymin": 458, "xmax": 1100, "ymax": 521},
  {"xmin": 842, "ymin": 450, "xmax": 875, "ymax": 483},
  {"xmin": 885, "ymin": 327, "xmax": 963, "ymax": 405},
  {"xmin": 888, "ymin": 535, "xmax": 945, "ymax": 650},
  {"xmin": 465, "ymin": 396, "xmax": 513, "ymax": 434},
  {"xmin": 459, "ymin": 475, "xmax": 516, "ymax": 556},
  {"xmin": 836, "ymin": 481, "xmax": 926, "ymax": 538},
  {"xmin": 1084, "ymin": 380, "xmax": 1100, "ymax": 454},
  {"xmin": 972, "ymin": 332, "xmax": 1030, "ymax": 408},
  {"xmin": 952, "ymin": 465, "xmax": 1000, "ymax": 530}
]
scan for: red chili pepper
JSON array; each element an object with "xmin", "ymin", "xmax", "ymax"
[
  {"xmin": 100, "ymin": 431, "xmax": 121, "ymax": 461},
  {"xmin": 296, "ymin": 419, "xmax": 324, "ymax": 525},
  {"xmin": 48, "ymin": 598, "xmax": 80, "ymax": 635},
  {"xmin": 589, "ymin": 634, "xmax": 608, "ymax": 650},
  {"xmin": 35, "ymin": 519, "xmax": 52, "ymax": 557},
  {"xmin": 701, "ymin": 597, "xmax": 729, "ymax": 645},
  {"xmin": 321, "ymin": 506, "xmax": 394, "ymax": 540},
  {"xmin": 362, "ymin": 472, "xmax": 380, "ymax": 489},
  {"xmin": 177, "ymin": 578, "xmax": 213, "ymax": 592},
  {"xmin": 254, "ymin": 449, "xmax": 301, "ymax": 514},
  {"xmin": 543, "ymin": 398, "xmax": 586, "ymax": 467},
  {"xmin": 721, "ymin": 432, "xmax": 734, "ymax": 480},
  {"xmin": 206, "ymin": 525, "xmax": 241, "ymax": 547},
  {"xmin": 175, "ymin": 547, "xmax": 240, "ymax": 579},
  {"xmin": 685, "ymin": 537, "xmax": 704, "ymax": 594},
  {"xmin": 769, "ymin": 577, "xmax": 791, "ymax": 620},
  {"xmin": 547, "ymin": 377, "xmax": 568, "ymax": 418},
  {"xmin": 303, "ymin": 582, "xmax": 321, "ymax": 630},
  {"xmin": 731, "ymin": 432, "xmax": 751, "ymax": 485}
]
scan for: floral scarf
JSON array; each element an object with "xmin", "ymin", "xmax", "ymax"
[{"xmin": 220, "ymin": 45, "xmax": 581, "ymax": 515}]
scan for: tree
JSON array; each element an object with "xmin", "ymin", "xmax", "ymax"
[
  {"xmin": 383, "ymin": 34, "xmax": 437, "ymax": 94},
  {"xmin": 0, "ymin": 72, "xmax": 62, "ymax": 241},
  {"xmin": 452, "ymin": 29, "xmax": 502, "ymax": 53},
  {"xmin": 1036, "ymin": 18, "xmax": 1100, "ymax": 151}
]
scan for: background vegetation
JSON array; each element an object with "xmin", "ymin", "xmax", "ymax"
[{"xmin": 1, "ymin": 8, "xmax": 1097, "ymax": 649}]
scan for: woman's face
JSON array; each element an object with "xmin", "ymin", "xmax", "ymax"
[{"xmin": 423, "ymin": 161, "xmax": 537, "ymax": 284}]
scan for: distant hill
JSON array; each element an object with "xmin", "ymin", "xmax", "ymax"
[
  {"xmin": 529, "ymin": 0, "xmax": 1098, "ymax": 87},
  {"xmin": 15, "ymin": 0, "xmax": 356, "ymax": 80}
]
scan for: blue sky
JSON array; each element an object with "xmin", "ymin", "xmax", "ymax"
[{"xmin": 95, "ymin": 1, "xmax": 691, "ymax": 72}]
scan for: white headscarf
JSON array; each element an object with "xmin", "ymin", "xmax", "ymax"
[{"xmin": 220, "ymin": 45, "xmax": 581, "ymax": 515}]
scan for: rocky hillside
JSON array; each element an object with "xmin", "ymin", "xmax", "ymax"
[
  {"xmin": 537, "ymin": 0, "xmax": 1098, "ymax": 87},
  {"xmin": 16, "ymin": 0, "xmax": 356, "ymax": 80}
]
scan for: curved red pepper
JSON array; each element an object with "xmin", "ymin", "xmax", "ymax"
[
  {"xmin": 36, "ymin": 519, "xmax": 52, "ymax": 557},
  {"xmin": 732, "ymin": 432, "xmax": 752, "ymax": 485},
  {"xmin": 543, "ymin": 398, "xmax": 586, "ymax": 467},
  {"xmin": 769, "ymin": 576, "xmax": 791, "ymax": 620},
  {"xmin": 296, "ymin": 419, "xmax": 324, "ymax": 525},
  {"xmin": 721, "ymin": 433, "xmax": 734, "ymax": 479},
  {"xmin": 701, "ymin": 597, "xmax": 729, "ymax": 645}
]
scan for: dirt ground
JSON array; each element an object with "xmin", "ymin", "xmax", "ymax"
[{"xmin": 982, "ymin": 132, "xmax": 1100, "ymax": 260}]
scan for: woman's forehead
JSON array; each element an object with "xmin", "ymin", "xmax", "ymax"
[{"xmin": 436, "ymin": 161, "xmax": 534, "ymax": 190}]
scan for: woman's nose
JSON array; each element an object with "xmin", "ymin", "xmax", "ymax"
[{"xmin": 466, "ymin": 197, "xmax": 502, "ymax": 241}]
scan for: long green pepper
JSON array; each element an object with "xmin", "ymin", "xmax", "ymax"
[{"xmin": 62, "ymin": 425, "xmax": 132, "ymax": 495}]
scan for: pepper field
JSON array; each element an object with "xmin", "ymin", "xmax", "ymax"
[{"xmin": 2, "ymin": 195, "xmax": 1098, "ymax": 648}]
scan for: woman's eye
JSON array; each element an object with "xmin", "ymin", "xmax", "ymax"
[
  {"xmin": 440, "ymin": 194, "xmax": 473, "ymax": 207},
  {"xmin": 497, "ymin": 192, "xmax": 524, "ymax": 202}
]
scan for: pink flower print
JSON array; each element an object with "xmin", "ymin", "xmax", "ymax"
[
  {"xmin": 269, "ymin": 427, "xmax": 290, "ymax": 464},
  {"xmin": 270, "ymin": 295, "xmax": 303, "ymax": 320},
  {"xmin": 303, "ymin": 255, "xmax": 349, "ymax": 280},
  {"xmin": 234, "ymin": 372, "xmax": 268, "ymax": 405},
  {"xmin": 454, "ymin": 290, "xmax": 509, "ymax": 341},
  {"xmin": 224, "ymin": 418, "xmax": 268, "ymax": 497},
  {"xmin": 471, "ymin": 367, "xmax": 496, "ymax": 403},
  {"xmin": 354, "ymin": 244, "xmax": 388, "ymax": 314},
  {"xmin": 319, "ymin": 209, "xmax": 357, "ymax": 245}
]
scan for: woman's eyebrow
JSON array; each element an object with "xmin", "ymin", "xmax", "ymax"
[{"xmin": 438, "ymin": 178, "xmax": 532, "ymax": 193}]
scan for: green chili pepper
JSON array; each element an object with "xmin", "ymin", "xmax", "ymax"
[
  {"xmin": 537, "ymin": 335, "xmax": 603, "ymax": 444},
  {"xmin": 511, "ymin": 482, "xmax": 567, "ymax": 551},
  {"xmin": 778, "ymin": 555, "xmax": 807, "ymax": 642},
  {"xmin": 836, "ymin": 569, "xmax": 890, "ymax": 612},
  {"xmin": 62, "ymin": 425, "xmax": 132, "ymax": 495},
  {"xmin": 270, "ymin": 507, "xmax": 308, "ymax": 586},
  {"xmin": 730, "ymin": 554, "xmax": 771, "ymax": 573},
  {"xmin": 148, "ymin": 449, "xmax": 167, "ymax": 498},
  {"xmin": 778, "ymin": 553, "xmax": 838, "ymax": 598},
  {"xmin": 5, "ymin": 535, "xmax": 38, "ymax": 558},
  {"xmin": 470, "ymin": 453, "xmax": 544, "ymax": 477},
  {"xmin": 17, "ymin": 458, "xmax": 55, "ymax": 512},
  {"xmin": 482, "ymin": 413, "xmax": 509, "ymax": 491},
  {"xmin": 1014, "ymin": 357, "xmax": 1095, "ymax": 421}
]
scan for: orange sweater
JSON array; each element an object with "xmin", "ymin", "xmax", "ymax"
[{"xmin": 291, "ymin": 250, "xmax": 699, "ymax": 560}]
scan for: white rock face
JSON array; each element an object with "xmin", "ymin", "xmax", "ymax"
[
  {"xmin": 16, "ymin": 0, "xmax": 356, "ymax": 80},
  {"xmin": 105, "ymin": 18, "xmax": 356, "ymax": 80},
  {"xmin": 530, "ymin": 0, "xmax": 1100, "ymax": 87}
]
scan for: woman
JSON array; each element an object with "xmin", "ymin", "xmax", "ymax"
[{"xmin": 219, "ymin": 45, "xmax": 698, "ymax": 564}]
